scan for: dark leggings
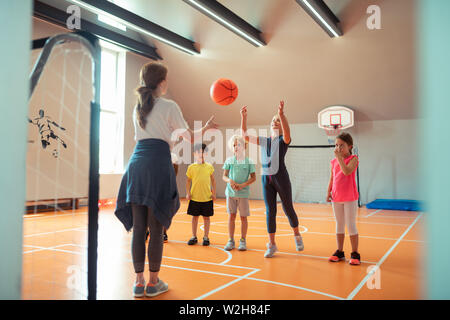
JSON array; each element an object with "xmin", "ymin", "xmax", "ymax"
[
  {"xmin": 262, "ymin": 170, "xmax": 299, "ymax": 234},
  {"xmin": 131, "ymin": 204, "xmax": 164, "ymax": 273}
]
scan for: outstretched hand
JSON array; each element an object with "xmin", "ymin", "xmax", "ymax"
[
  {"xmin": 278, "ymin": 100, "xmax": 285, "ymax": 117},
  {"xmin": 240, "ymin": 106, "xmax": 248, "ymax": 118},
  {"xmin": 205, "ymin": 115, "xmax": 219, "ymax": 130}
]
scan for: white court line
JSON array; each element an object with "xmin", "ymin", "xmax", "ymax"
[
  {"xmin": 22, "ymin": 240, "xmax": 344, "ymax": 300},
  {"xmin": 24, "ymin": 214, "xmax": 45, "ymax": 218},
  {"xmin": 248, "ymin": 213, "xmax": 412, "ymax": 226},
  {"xmin": 173, "ymin": 214, "xmax": 412, "ymax": 227},
  {"xmin": 173, "ymin": 217, "xmax": 409, "ymax": 228},
  {"xmin": 159, "ymin": 263, "xmax": 343, "ymax": 300},
  {"xmin": 166, "ymin": 238, "xmax": 379, "ymax": 264},
  {"xmin": 245, "ymin": 277, "xmax": 345, "ymax": 300},
  {"xmin": 361, "ymin": 213, "xmax": 421, "ymax": 219},
  {"xmin": 162, "ymin": 255, "xmax": 255, "ymax": 270},
  {"xmin": 196, "ymin": 220, "xmax": 423, "ymax": 243},
  {"xmin": 23, "ymin": 243, "xmax": 84, "ymax": 255},
  {"xmin": 23, "ymin": 211, "xmax": 87, "ymax": 221},
  {"xmin": 364, "ymin": 209, "xmax": 382, "ymax": 218},
  {"xmin": 194, "ymin": 269, "xmax": 260, "ymax": 300},
  {"xmin": 346, "ymin": 212, "xmax": 424, "ymax": 300},
  {"xmin": 245, "ymin": 207, "xmax": 420, "ymax": 220},
  {"xmin": 245, "ymin": 248, "xmax": 378, "ymax": 265},
  {"xmin": 304, "ymin": 231, "xmax": 424, "ymax": 243},
  {"xmin": 167, "ymin": 239, "xmax": 233, "ymax": 265},
  {"xmin": 23, "ymin": 227, "xmax": 86, "ymax": 238},
  {"xmin": 202, "ymin": 222, "xmax": 309, "ymax": 238}
]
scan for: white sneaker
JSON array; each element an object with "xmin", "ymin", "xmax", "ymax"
[
  {"xmin": 295, "ymin": 234, "xmax": 304, "ymax": 251},
  {"xmin": 264, "ymin": 243, "xmax": 277, "ymax": 258},
  {"xmin": 224, "ymin": 239, "xmax": 235, "ymax": 251},
  {"xmin": 238, "ymin": 238, "xmax": 247, "ymax": 251}
]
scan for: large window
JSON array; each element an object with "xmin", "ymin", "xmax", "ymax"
[{"xmin": 99, "ymin": 43, "xmax": 125, "ymax": 174}]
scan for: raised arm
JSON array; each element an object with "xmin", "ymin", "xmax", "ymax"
[
  {"xmin": 179, "ymin": 115, "xmax": 219, "ymax": 144},
  {"xmin": 278, "ymin": 101, "xmax": 291, "ymax": 144},
  {"xmin": 240, "ymin": 106, "xmax": 259, "ymax": 145}
]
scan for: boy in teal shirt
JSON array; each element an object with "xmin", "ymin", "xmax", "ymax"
[{"xmin": 222, "ymin": 135, "xmax": 256, "ymax": 251}]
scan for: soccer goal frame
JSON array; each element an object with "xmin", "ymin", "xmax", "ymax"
[
  {"xmin": 288, "ymin": 144, "xmax": 361, "ymax": 208},
  {"xmin": 29, "ymin": 31, "xmax": 101, "ymax": 300}
]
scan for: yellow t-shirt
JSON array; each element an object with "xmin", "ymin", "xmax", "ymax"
[{"xmin": 186, "ymin": 162, "xmax": 214, "ymax": 202}]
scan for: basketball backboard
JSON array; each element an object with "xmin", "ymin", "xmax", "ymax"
[{"xmin": 318, "ymin": 106, "xmax": 354, "ymax": 130}]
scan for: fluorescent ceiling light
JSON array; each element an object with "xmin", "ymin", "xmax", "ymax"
[
  {"xmin": 295, "ymin": 0, "xmax": 342, "ymax": 38},
  {"xmin": 98, "ymin": 14, "xmax": 126, "ymax": 32},
  {"xmin": 184, "ymin": 0, "xmax": 265, "ymax": 47},
  {"xmin": 67, "ymin": 0, "xmax": 199, "ymax": 55},
  {"xmin": 302, "ymin": 0, "xmax": 340, "ymax": 38}
]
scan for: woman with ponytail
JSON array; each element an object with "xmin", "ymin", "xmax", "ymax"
[{"xmin": 115, "ymin": 62, "xmax": 218, "ymax": 298}]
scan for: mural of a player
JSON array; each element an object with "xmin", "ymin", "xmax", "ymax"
[{"xmin": 28, "ymin": 109, "xmax": 67, "ymax": 152}]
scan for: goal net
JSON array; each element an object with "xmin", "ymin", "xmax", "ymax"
[{"xmin": 285, "ymin": 145, "xmax": 360, "ymax": 205}]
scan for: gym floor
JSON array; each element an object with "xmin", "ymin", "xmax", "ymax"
[{"xmin": 21, "ymin": 198, "xmax": 424, "ymax": 300}]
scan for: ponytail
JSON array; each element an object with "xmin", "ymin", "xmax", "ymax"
[{"xmin": 135, "ymin": 86, "xmax": 155, "ymax": 129}]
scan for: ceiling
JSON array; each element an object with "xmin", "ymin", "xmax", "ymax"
[{"xmin": 34, "ymin": 0, "xmax": 416, "ymax": 127}]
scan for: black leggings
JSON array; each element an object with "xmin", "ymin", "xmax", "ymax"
[
  {"xmin": 262, "ymin": 170, "xmax": 299, "ymax": 234},
  {"xmin": 131, "ymin": 204, "xmax": 164, "ymax": 273}
]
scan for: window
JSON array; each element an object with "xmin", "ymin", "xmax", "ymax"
[{"xmin": 99, "ymin": 43, "xmax": 125, "ymax": 174}]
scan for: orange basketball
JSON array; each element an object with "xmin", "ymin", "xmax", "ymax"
[{"xmin": 210, "ymin": 78, "xmax": 238, "ymax": 106}]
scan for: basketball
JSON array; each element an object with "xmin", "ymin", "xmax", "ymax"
[{"xmin": 210, "ymin": 78, "xmax": 238, "ymax": 106}]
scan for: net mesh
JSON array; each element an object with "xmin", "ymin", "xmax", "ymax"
[
  {"xmin": 24, "ymin": 40, "xmax": 93, "ymax": 299},
  {"xmin": 285, "ymin": 147, "xmax": 335, "ymax": 204},
  {"xmin": 324, "ymin": 126, "xmax": 342, "ymax": 145}
]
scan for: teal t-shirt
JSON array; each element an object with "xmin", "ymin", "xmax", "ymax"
[{"xmin": 222, "ymin": 156, "xmax": 256, "ymax": 198}]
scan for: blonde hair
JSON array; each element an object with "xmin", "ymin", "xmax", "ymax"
[{"xmin": 228, "ymin": 135, "xmax": 247, "ymax": 152}]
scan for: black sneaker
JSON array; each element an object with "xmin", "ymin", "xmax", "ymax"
[
  {"xmin": 163, "ymin": 231, "xmax": 168, "ymax": 242},
  {"xmin": 202, "ymin": 237, "xmax": 210, "ymax": 246},
  {"xmin": 329, "ymin": 250, "xmax": 345, "ymax": 262},
  {"xmin": 145, "ymin": 230, "xmax": 149, "ymax": 241},
  {"xmin": 349, "ymin": 252, "xmax": 361, "ymax": 265},
  {"xmin": 187, "ymin": 236, "xmax": 198, "ymax": 245}
]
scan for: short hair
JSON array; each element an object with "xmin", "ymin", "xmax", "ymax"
[
  {"xmin": 193, "ymin": 143, "xmax": 207, "ymax": 153},
  {"xmin": 228, "ymin": 135, "xmax": 247, "ymax": 152}
]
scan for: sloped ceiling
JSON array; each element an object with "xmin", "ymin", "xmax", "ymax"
[{"xmin": 38, "ymin": 0, "xmax": 417, "ymax": 127}]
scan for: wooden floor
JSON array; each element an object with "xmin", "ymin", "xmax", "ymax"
[{"xmin": 21, "ymin": 198, "xmax": 425, "ymax": 300}]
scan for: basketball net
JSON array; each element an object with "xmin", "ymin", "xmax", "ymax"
[{"xmin": 325, "ymin": 125, "xmax": 342, "ymax": 145}]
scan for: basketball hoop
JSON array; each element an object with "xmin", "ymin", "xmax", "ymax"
[
  {"xmin": 317, "ymin": 106, "xmax": 354, "ymax": 145},
  {"xmin": 324, "ymin": 125, "xmax": 342, "ymax": 144}
]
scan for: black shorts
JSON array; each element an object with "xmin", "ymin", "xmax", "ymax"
[{"xmin": 187, "ymin": 200, "xmax": 214, "ymax": 217}]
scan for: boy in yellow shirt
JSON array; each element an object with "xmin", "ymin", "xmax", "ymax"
[{"xmin": 186, "ymin": 143, "xmax": 216, "ymax": 246}]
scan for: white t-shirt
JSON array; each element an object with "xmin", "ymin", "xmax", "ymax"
[{"xmin": 134, "ymin": 97, "xmax": 189, "ymax": 150}]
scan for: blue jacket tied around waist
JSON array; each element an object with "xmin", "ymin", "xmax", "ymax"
[{"xmin": 115, "ymin": 139, "xmax": 180, "ymax": 231}]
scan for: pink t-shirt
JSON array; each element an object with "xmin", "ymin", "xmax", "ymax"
[{"xmin": 331, "ymin": 155, "xmax": 359, "ymax": 202}]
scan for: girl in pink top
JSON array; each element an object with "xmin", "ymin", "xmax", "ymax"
[{"xmin": 326, "ymin": 132, "xmax": 361, "ymax": 265}]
